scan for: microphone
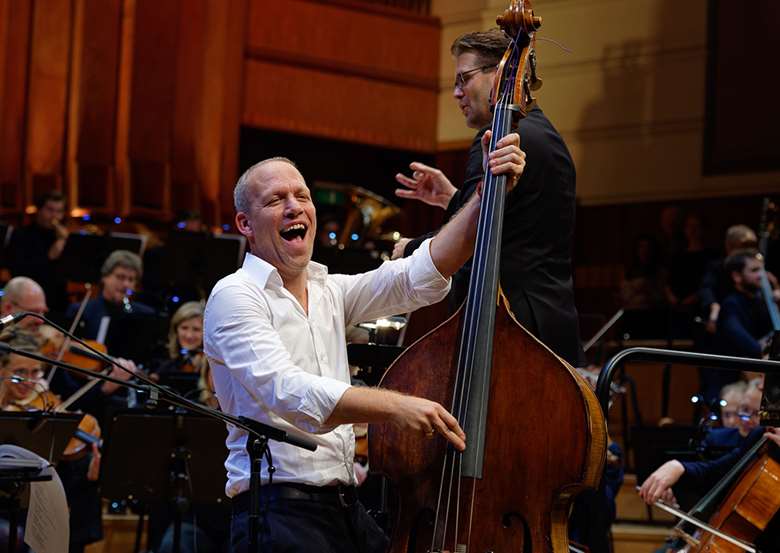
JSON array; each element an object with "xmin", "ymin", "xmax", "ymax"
[{"xmin": 0, "ymin": 312, "xmax": 29, "ymax": 329}]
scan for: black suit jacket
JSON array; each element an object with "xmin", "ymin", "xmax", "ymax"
[{"xmin": 405, "ymin": 106, "xmax": 584, "ymax": 366}]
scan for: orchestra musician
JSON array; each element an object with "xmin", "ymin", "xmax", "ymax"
[
  {"xmin": 151, "ymin": 300, "xmax": 216, "ymax": 408},
  {"xmin": 638, "ymin": 426, "xmax": 780, "ymax": 550},
  {"xmin": 204, "ymin": 149, "xmax": 524, "ymax": 552},
  {"xmin": 392, "ymin": 30, "xmax": 585, "ymax": 368},
  {"xmin": 0, "ymin": 276, "xmax": 49, "ymax": 330},
  {"xmin": 49, "ymin": 252, "xmax": 145, "ymax": 422},
  {"xmin": 65, "ymin": 249, "xmax": 155, "ymax": 342},
  {"xmin": 0, "ymin": 329, "xmax": 103, "ymax": 553},
  {"xmin": 6, "ymin": 190, "xmax": 69, "ymax": 312},
  {"xmin": 715, "ymin": 249, "xmax": 774, "ymax": 359},
  {"xmin": 697, "ymin": 225, "xmax": 760, "ymax": 403},
  {"xmin": 391, "ymin": 28, "xmax": 611, "ymax": 551}
]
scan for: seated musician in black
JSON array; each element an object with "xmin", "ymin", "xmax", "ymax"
[{"xmin": 716, "ymin": 249, "xmax": 773, "ymax": 359}]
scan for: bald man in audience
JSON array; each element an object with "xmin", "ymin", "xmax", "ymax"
[{"xmin": 1, "ymin": 276, "xmax": 49, "ymax": 329}]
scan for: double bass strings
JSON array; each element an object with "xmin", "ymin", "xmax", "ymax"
[{"xmin": 431, "ymin": 32, "xmax": 523, "ymax": 552}]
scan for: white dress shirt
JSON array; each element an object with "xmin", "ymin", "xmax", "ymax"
[{"xmin": 204, "ymin": 239, "xmax": 449, "ymax": 496}]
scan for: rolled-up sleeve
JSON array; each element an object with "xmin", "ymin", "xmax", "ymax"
[
  {"xmin": 336, "ymin": 238, "xmax": 451, "ymax": 327},
  {"xmin": 205, "ymin": 283, "xmax": 350, "ymax": 433}
]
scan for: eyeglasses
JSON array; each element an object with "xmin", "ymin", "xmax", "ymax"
[
  {"xmin": 9, "ymin": 368, "xmax": 45, "ymax": 381},
  {"xmin": 454, "ymin": 65, "xmax": 495, "ymax": 91},
  {"xmin": 738, "ymin": 410, "xmax": 760, "ymax": 421}
]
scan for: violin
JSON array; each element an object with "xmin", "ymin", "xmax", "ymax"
[
  {"xmin": 3, "ymin": 387, "xmax": 102, "ymax": 462},
  {"xmin": 40, "ymin": 325, "xmax": 110, "ymax": 373}
]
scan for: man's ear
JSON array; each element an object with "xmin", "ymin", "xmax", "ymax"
[{"xmin": 236, "ymin": 213, "xmax": 252, "ymax": 237}]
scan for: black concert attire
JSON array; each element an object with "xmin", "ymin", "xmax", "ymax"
[
  {"xmin": 697, "ymin": 290, "xmax": 772, "ymax": 402},
  {"xmin": 702, "ymin": 427, "xmax": 749, "ymax": 458},
  {"xmin": 716, "ymin": 291, "xmax": 772, "ymax": 359},
  {"xmin": 230, "ymin": 488, "xmax": 387, "ymax": 553},
  {"xmin": 6, "ymin": 222, "xmax": 68, "ymax": 311},
  {"xmin": 696, "ymin": 258, "xmax": 737, "ymax": 402},
  {"xmin": 698, "ymin": 259, "xmax": 732, "ymax": 318},
  {"xmin": 403, "ymin": 106, "xmax": 585, "ymax": 367}
]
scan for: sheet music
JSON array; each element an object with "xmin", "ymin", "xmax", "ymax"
[{"xmin": 0, "ymin": 445, "xmax": 69, "ymax": 553}]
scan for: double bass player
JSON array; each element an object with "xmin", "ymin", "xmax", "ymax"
[{"xmin": 204, "ymin": 147, "xmax": 524, "ymax": 551}]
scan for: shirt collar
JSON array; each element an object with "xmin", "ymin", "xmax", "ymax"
[{"xmin": 241, "ymin": 253, "xmax": 328, "ymax": 290}]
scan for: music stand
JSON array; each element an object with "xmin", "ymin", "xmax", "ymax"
[
  {"xmin": 157, "ymin": 373, "xmax": 200, "ymax": 399},
  {"xmin": 103, "ymin": 312, "xmax": 168, "ymax": 365},
  {"xmin": 60, "ymin": 233, "xmax": 106, "ymax": 283},
  {"xmin": 160, "ymin": 232, "xmax": 245, "ymax": 296},
  {"xmin": 0, "ymin": 412, "xmax": 81, "ymax": 463},
  {"xmin": 108, "ymin": 232, "xmax": 147, "ymax": 257},
  {"xmin": 101, "ymin": 410, "xmax": 228, "ymax": 553},
  {"xmin": 0, "ymin": 412, "xmax": 80, "ymax": 551}
]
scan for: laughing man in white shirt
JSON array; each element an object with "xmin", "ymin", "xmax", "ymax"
[{"xmin": 205, "ymin": 138, "xmax": 524, "ymax": 552}]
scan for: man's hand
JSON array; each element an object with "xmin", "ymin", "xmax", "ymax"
[
  {"xmin": 391, "ymin": 238, "xmax": 411, "ymax": 260},
  {"xmin": 101, "ymin": 358, "xmax": 139, "ymax": 394},
  {"xmin": 638, "ymin": 460, "xmax": 685, "ymax": 505},
  {"xmin": 481, "ymin": 131, "xmax": 525, "ymax": 192},
  {"xmin": 328, "ymin": 388, "xmax": 467, "ymax": 451},
  {"xmin": 766, "ymin": 426, "xmax": 780, "ymax": 447},
  {"xmin": 395, "ymin": 162, "xmax": 457, "ymax": 210},
  {"xmin": 389, "ymin": 394, "xmax": 466, "ymax": 451},
  {"xmin": 706, "ymin": 303, "xmax": 720, "ymax": 334}
]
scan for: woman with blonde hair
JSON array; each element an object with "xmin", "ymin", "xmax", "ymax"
[{"xmin": 155, "ymin": 301, "xmax": 217, "ymax": 408}]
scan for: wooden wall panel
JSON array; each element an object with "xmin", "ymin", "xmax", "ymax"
[
  {"xmin": 25, "ymin": 0, "xmax": 73, "ymax": 200},
  {"xmin": 68, "ymin": 0, "xmax": 122, "ymax": 211},
  {"xmin": 242, "ymin": 0, "xmax": 440, "ymax": 152},
  {"xmin": 243, "ymin": 59, "xmax": 437, "ymax": 152},
  {"xmin": 0, "ymin": 0, "xmax": 32, "ymax": 212},
  {"xmin": 125, "ymin": 0, "xmax": 180, "ymax": 215}
]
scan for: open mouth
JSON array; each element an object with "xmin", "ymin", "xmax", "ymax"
[{"xmin": 280, "ymin": 223, "xmax": 307, "ymax": 242}]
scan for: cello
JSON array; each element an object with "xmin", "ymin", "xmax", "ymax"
[{"xmin": 369, "ymin": 2, "xmax": 607, "ymax": 552}]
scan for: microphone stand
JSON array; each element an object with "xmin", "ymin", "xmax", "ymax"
[{"xmin": 1, "ymin": 312, "xmax": 318, "ymax": 553}]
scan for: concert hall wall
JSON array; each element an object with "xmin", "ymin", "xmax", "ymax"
[{"xmin": 1, "ymin": 0, "xmax": 438, "ymax": 227}]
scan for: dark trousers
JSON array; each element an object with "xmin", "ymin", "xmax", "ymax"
[{"xmin": 231, "ymin": 485, "xmax": 388, "ymax": 553}]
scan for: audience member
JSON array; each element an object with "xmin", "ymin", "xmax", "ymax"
[
  {"xmin": 666, "ymin": 213, "xmax": 716, "ymax": 310},
  {"xmin": 620, "ymin": 235, "xmax": 668, "ymax": 310}
]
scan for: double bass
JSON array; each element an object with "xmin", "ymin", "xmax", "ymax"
[{"xmin": 369, "ymin": 2, "xmax": 607, "ymax": 552}]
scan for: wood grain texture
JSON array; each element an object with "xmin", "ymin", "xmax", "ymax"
[
  {"xmin": 0, "ymin": 0, "xmax": 32, "ymax": 212},
  {"xmin": 25, "ymin": 0, "xmax": 73, "ymax": 199}
]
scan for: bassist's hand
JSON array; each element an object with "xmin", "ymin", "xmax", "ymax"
[
  {"xmin": 765, "ymin": 427, "xmax": 780, "ymax": 447},
  {"xmin": 481, "ymin": 131, "xmax": 525, "ymax": 193},
  {"xmin": 390, "ymin": 394, "xmax": 466, "ymax": 452}
]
